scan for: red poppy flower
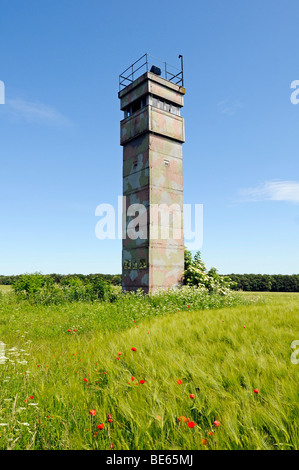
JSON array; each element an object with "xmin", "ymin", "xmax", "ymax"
[
  {"xmin": 118, "ymin": 352, "xmax": 122, "ymax": 356},
  {"xmin": 110, "ymin": 444, "xmax": 115, "ymax": 449},
  {"xmin": 214, "ymin": 420, "xmax": 221, "ymax": 427},
  {"xmin": 131, "ymin": 347, "xmax": 137, "ymax": 352},
  {"xmin": 83, "ymin": 378, "xmax": 88, "ymax": 382},
  {"xmin": 108, "ymin": 418, "xmax": 113, "ymax": 423},
  {"xmin": 116, "ymin": 357, "xmax": 120, "ymax": 360},
  {"xmin": 187, "ymin": 421, "xmax": 195, "ymax": 428},
  {"xmin": 254, "ymin": 388, "xmax": 259, "ymax": 394},
  {"xmin": 208, "ymin": 431, "xmax": 213, "ymax": 436},
  {"xmin": 108, "ymin": 414, "xmax": 112, "ymax": 419},
  {"xmin": 190, "ymin": 394, "xmax": 195, "ymax": 399},
  {"xmin": 90, "ymin": 410, "xmax": 96, "ymax": 416},
  {"xmin": 131, "ymin": 376, "xmax": 135, "ymax": 381},
  {"xmin": 188, "ymin": 305, "xmax": 190, "ymax": 308},
  {"xmin": 140, "ymin": 380, "xmax": 145, "ymax": 384},
  {"xmin": 73, "ymin": 329, "xmax": 77, "ymax": 332},
  {"xmin": 97, "ymin": 423, "xmax": 104, "ymax": 430},
  {"xmin": 30, "ymin": 396, "xmax": 34, "ymax": 400},
  {"xmin": 202, "ymin": 439, "xmax": 208, "ymax": 445},
  {"xmin": 67, "ymin": 329, "xmax": 71, "ymax": 332},
  {"xmin": 177, "ymin": 380, "xmax": 183, "ymax": 385}
]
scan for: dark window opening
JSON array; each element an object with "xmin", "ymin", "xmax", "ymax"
[{"xmin": 124, "ymin": 96, "xmax": 147, "ymax": 119}]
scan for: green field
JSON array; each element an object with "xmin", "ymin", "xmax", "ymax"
[
  {"xmin": 0, "ymin": 291, "xmax": 298, "ymax": 450},
  {"xmin": 0, "ymin": 285, "xmax": 12, "ymax": 293}
]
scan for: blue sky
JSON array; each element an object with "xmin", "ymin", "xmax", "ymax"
[{"xmin": 0, "ymin": 0, "xmax": 298, "ymax": 276}]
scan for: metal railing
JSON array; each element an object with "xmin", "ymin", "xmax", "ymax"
[{"xmin": 119, "ymin": 53, "xmax": 184, "ymax": 91}]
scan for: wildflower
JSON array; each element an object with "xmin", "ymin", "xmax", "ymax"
[
  {"xmin": 90, "ymin": 410, "xmax": 96, "ymax": 416},
  {"xmin": 202, "ymin": 438, "xmax": 208, "ymax": 445},
  {"xmin": 108, "ymin": 414, "xmax": 112, "ymax": 419},
  {"xmin": 140, "ymin": 380, "xmax": 145, "ymax": 384},
  {"xmin": 118, "ymin": 352, "xmax": 122, "ymax": 356},
  {"xmin": 67, "ymin": 330, "xmax": 71, "ymax": 332},
  {"xmin": 178, "ymin": 416, "xmax": 189, "ymax": 423},
  {"xmin": 187, "ymin": 421, "xmax": 195, "ymax": 428},
  {"xmin": 190, "ymin": 394, "xmax": 195, "ymax": 399},
  {"xmin": 97, "ymin": 423, "xmax": 104, "ymax": 430},
  {"xmin": 177, "ymin": 380, "xmax": 183, "ymax": 385},
  {"xmin": 131, "ymin": 376, "xmax": 135, "ymax": 381},
  {"xmin": 110, "ymin": 444, "xmax": 115, "ymax": 449},
  {"xmin": 131, "ymin": 347, "xmax": 137, "ymax": 352},
  {"xmin": 254, "ymin": 388, "xmax": 259, "ymax": 394},
  {"xmin": 214, "ymin": 420, "xmax": 221, "ymax": 427},
  {"xmin": 108, "ymin": 418, "xmax": 113, "ymax": 423},
  {"xmin": 83, "ymin": 378, "xmax": 88, "ymax": 382},
  {"xmin": 29, "ymin": 396, "xmax": 34, "ymax": 400}
]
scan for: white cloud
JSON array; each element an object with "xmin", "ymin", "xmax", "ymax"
[
  {"xmin": 2, "ymin": 98, "xmax": 72, "ymax": 126},
  {"xmin": 239, "ymin": 180, "xmax": 299, "ymax": 204},
  {"xmin": 218, "ymin": 99, "xmax": 242, "ymax": 116}
]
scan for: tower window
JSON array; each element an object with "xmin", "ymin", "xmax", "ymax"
[
  {"xmin": 124, "ymin": 96, "xmax": 147, "ymax": 119},
  {"xmin": 150, "ymin": 96, "xmax": 180, "ymax": 116}
]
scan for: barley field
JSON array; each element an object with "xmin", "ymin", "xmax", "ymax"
[{"xmin": 0, "ymin": 290, "xmax": 298, "ymax": 450}]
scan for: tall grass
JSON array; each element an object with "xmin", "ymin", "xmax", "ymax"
[{"xmin": 0, "ymin": 291, "xmax": 298, "ymax": 450}]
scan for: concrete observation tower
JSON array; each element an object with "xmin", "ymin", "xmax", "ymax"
[{"xmin": 118, "ymin": 54, "xmax": 186, "ymax": 293}]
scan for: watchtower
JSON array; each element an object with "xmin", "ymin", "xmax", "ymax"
[{"xmin": 118, "ymin": 54, "xmax": 185, "ymax": 293}]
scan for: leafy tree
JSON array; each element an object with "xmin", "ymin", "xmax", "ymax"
[
  {"xmin": 12, "ymin": 272, "xmax": 48, "ymax": 294},
  {"xmin": 183, "ymin": 249, "xmax": 233, "ymax": 293}
]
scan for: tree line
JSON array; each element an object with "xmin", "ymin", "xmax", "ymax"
[
  {"xmin": 225, "ymin": 274, "xmax": 299, "ymax": 292},
  {"xmin": 0, "ymin": 273, "xmax": 122, "ymax": 286},
  {"xmin": 1, "ymin": 272, "xmax": 299, "ymax": 292}
]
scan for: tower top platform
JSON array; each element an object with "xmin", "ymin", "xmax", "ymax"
[{"xmin": 119, "ymin": 53, "xmax": 184, "ymax": 91}]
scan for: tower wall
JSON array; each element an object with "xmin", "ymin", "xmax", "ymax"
[{"xmin": 119, "ymin": 71, "xmax": 185, "ymax": 293}]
